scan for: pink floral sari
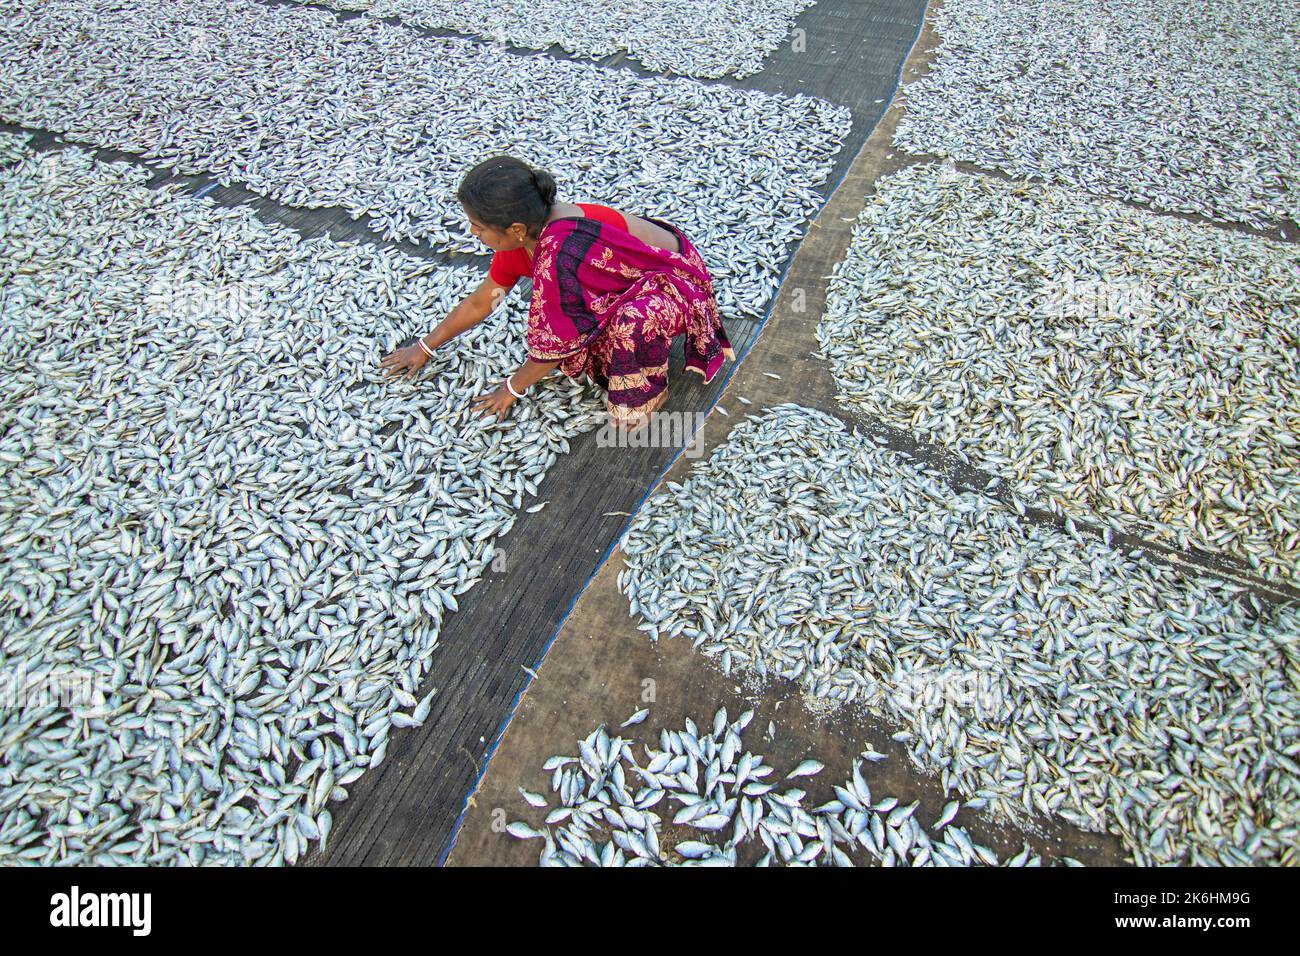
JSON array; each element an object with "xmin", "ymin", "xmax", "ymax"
[{"xmin": 526, "ymin": 215, "xmax": 734, "ymax": 429}]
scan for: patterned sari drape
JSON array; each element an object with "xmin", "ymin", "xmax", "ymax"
[{"xmin": 526, "ymin": 215, "xmax": 734, "ymax": 429}]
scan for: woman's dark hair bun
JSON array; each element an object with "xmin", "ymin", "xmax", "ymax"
[
  {"xmin": 457, "ymin": 156, "xmax": 558, "ymax": 240},
  {"xmin": 531, "ymin": 168, "xmax": 558, "ymax": 207}
]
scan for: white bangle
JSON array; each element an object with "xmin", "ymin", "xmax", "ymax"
[
  {"xmin": 416, "ymin": 337, "xmax": 435, "ymax": 358},
  {"xmin": 504, "ymin": 375, "xmax": 526, "ymax": 399}
]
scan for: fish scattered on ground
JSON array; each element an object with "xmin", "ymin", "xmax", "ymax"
[
  {"xmin": 508, "ymin": 707, "xmax": 1030, "ymax": 867},
  {"xmin": 893, "ymin": 0, "xmax": 1300, "ymax": 229},
  {"xmin": 619, "ymin": 405, "xmax": 1300, "ymax": 866},
  {"xmin": 0, "ymin": 0, "xmax": 850, "ymax": 322},
  {"xmin": 309, "ymin": 0, "xmax": 816, "ymax": 78},
  {"xmin": 0, "ymin": 130, "xmax": 30, "ymax": 164},
  {"xmin": 818, "ymin": 162, "xmax": 1300, "ymax": 586},
  {"xmin": 0, "ymin": 146, "xmax": 604, "ymax": 865}
]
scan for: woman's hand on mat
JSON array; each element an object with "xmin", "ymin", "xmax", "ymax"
[
  {"xmin": 379, "ymin": 342, "xmax": 432, "ymax": 380},
  {"xmin": 473, "ymin": 387, "xmax": 517, "ymax": 421}
]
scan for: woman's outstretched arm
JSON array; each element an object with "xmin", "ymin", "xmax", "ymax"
[
  {"xmin": 472, "ymin": 358, "xmax": 561, "ymax": 421},
  {"xmin": 379, "ymin": 275, "xmax": 510, "ymax": 379}
]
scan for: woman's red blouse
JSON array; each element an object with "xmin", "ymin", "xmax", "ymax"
[{"xmin": 487, "ymin": 203, "xmax": 629, "ymax": 290}]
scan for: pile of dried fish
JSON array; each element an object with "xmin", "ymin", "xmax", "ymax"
[
  {"xmin": 506, "ymin": 708, "xmax": 1035, "ymax": 866},
  {"xmin": 618, "ymin": 405, "xmax": 1300, "ymax": 865},
  {"xmin": 893, "ymin": 0, "xmax": 1300, "ymax": 228},
  {"xmin": 818, "ymin": 162, "xmax": 1300, "ymax": 586},
  {"xmin": 312, "ymin": 0, "xmax": 815, "ymax": 78},
  {"xmin": 0, "ymin": 130, "xmax": 29, "ymax": 164},
  {"xmin": 0, "ymin": 0, "xmax": 849, "ymax": 320},
  {"xmin": 0, "ymin": 146, "xmax": 603, "ymax": 865}
]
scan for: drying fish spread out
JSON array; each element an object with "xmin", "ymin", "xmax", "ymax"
[
  {"xmin": 0, "ymin": 146, "xmax": 603, "ymax": 865},
  {"xmin": 3, "ymin": 0, "xmax": 1292, "ymax": 874},
  {"xmin": 818, "ymin": 162, "xmax": 1300, "ymax": 586},
  {"xmin": 311, "ymin": 0, "xmax": 816, "ymax": 78},
  {"xmin": 893, "ymin": 0, "xmax": 1300, "ymax": 229},
  {"xmin": 506, "ymin": 708, "xmax": 1041, "ymax": 866},
  {"xmin": 618, "ymin": 406, "xmax": 1299, "ymax": 866},
  {"xmin": 0, "ymin": 0, "xmax": 849, "ymax": 320},
  {"xmin": 0, "ymin": 130, "xmax": 30, "ymax": 164}
]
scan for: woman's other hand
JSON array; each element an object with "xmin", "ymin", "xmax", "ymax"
[
  {"xmin": 472, "ymin": 387, "xmax": 517, "ymax": 421},
  {"xmin": 380, "ymin": 342, "xmax": 432, "ymax": 380}
]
